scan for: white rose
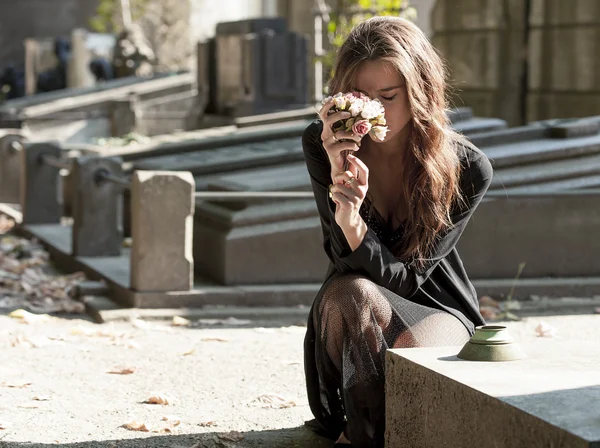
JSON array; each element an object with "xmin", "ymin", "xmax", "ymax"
[
  {"xmin": 334, "ymin": 95, "xmax": 347, "ymax": 110},
  {"xmin": 322, "ymin": 95, "xmax": 333, "ymax": 105},
  {"xmin": 371, "ymin": 126, "xmax": 389, "ymax": 141},
  {"xmin": 348, "ymin": 98, "xmax": 364, "ymax": 117},
  {"xmin": 361, "ymin": 100, "xmax": 383, "ymax": 119}
]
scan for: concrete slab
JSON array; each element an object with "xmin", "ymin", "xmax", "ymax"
[{"xmin": 386, "ymin": 340, "xmax": 600, "ymax": 447}]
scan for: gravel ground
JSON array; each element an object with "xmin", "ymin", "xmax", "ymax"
[{"xmin": 1, "ymin": 312, "xmax": 599, "ymax": 448}]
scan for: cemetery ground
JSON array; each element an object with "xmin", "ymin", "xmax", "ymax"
[{"xmin": 1, "ymin": 216, "xmax": 600, "ymax": 447}]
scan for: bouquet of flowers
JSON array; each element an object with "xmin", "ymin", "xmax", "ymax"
[
  {"xmin": 322, "ymin": 92, "xmax": 389, "ymax": 141},
  {"xmin": 322, "ymin": 92, "xmax": 389, "ymax": 170}
]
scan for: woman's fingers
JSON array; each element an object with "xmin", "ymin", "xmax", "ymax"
[
  {"xmin": 330, "ymin": 180, "xmax": 363, "ymax": 203},
  {"xmin": 334, "ymin": 130, "xmax": 362, "ymax": 144},
  {"xmin": 346, "ymin": 154, "xmax": 369, "ymax": 185}
]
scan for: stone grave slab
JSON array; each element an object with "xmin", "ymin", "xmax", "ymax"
[{"xmin": 386, "ymin": 340, "xmax": 600, "ymax": 447}]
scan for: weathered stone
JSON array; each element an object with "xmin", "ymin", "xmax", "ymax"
[
  {"xmin": 110, "ymin": 97, "xmax": 138, "ymax": 138},
  {"xmin": 71, "ymin": 156, "xmax": 124, "ymax": 257},
  {"xmin": 130, "ymin": 171, "xmax": 194, "ymax": 292},
  {"xmin": 214, "ymin": 18, "xmax": 309, "ymax": 116},
  {"xmin": 386, "ymin": 341, "xmax": 600, "ymax": 447},
  {"xmin": 20, "ymin": 142, "xmax": 62, "ymax": 225},
  {"xmin": 0, "ymin": 131, "xmax": 27, "ymax": 204},
  {"xmin": 458, "ymin": 193, "xmax": 600, "ymax": 279}
]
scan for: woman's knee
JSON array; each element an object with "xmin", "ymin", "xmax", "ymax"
[{"xmin": 320, "ymin": 274, "xmax": 392, "ymax": 329}]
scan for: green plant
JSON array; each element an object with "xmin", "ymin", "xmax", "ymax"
[
  {"xmin": 320, "ymin": 0, "xmax": 416, "ymax": 95},
  {"xmin": 496, "ymin": 262, "xmax": 526, "ymax": 321},
  {"xmin": 89, "ymin": 0, "xmax": 150, "ymax": 33}
]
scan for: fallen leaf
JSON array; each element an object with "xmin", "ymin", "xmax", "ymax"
[
  {"xmin": 250, "ymin": 394, "xmax": 298, "ymax": 409},
  {"xmin": 2, "ymin": 381, "xmax": 32, "ymax": 388},
  {"xmin": 0, "ymin": 420, "xmax": 11, "ymax": 430},
  {"xmin": 145, "ymin": 395, "xmax": 171, "ymax": 405},
  {"xmin": 218, "ymin": 431, "xmax": 245, "ymax": 442},
  {"xmin": 172, "ymin": 316, "xmax": 191, "ymax": 327},
  {"xmin": 32, "ymin": 395, "xmax": 51, "ymax": 401},
  {"xmin": 108, "ymin": 367, "xmax": 136, "ymax": 375},
  {"xmin": 535, "ymin": 321, "xmax": 557, "ymax": 338},
  {"xmin": 479, "ymin": 296, "xmax": 499, "ymax": 308},
  {"xmin": 122, "ymin": 421, "xmax": 150, "ymax": 432},
  {"xmin": 201, "ymin": 337, "xmax": 229, "ymax": 342},
  {"xmin": 181, "ymin": 348, "xmax": 195, "ymax": 356},
  {"xmin": 198, "ymin": 420, "xmax": 218, "ymax": 427},
  {"xmin": 8, "ymin": 309, "xmax": 51, "ymax": 324},
  {"xmin": 127, "ymin": 341, "xmax": 141, "ymax": 350},
  {"xmin": 152, "ymin": 427, "xmax": 174, "ymax": 433},
  {"xmin": 161, "ymin": 415, "xmax": 181, "ymax": 426},
  {"xmin": 18, "ymin": 403, "xmax": 39, "ymax": 409},
  {"xmin": 480, "ymin": 306, "xmax": 499, "ymax": 321}
]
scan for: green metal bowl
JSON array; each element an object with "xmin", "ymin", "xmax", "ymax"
[{"xmin": 457, "ymin": 325, "xmax": 527, "ymax": 362}]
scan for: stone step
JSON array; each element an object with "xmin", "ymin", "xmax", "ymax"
[
  {"xmin": 490, "ymin": 152, "xmax": 600, "ymax": 188},
  {"xmin": 123, "ymin": 120, "xmax": 309, "ymax": 164},
  {"xmin": 502, "ymin": 173, "xmax": 600, "ymax": 194},
  {"xmin": 483, "ymin": 132, "xmax": 600, "ymax": 169}
]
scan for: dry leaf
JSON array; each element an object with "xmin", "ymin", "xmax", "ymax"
[
  {"xmin": 172, "ymin": 316, "xmax": 191, "ymax": 327},
  {"xmin": 201, "ymin": 337, "xmax": 229, "ymax": 343},
  {"xmin": 145, "ymin": 395, "xmax": 171, "ymax": 405},
  {"xmin": 181, "ymin": 348, "xmax": 195, "ymax": 356},
  {"xmin": 108, "ymin": 367, "xmax": 136, "ymax": 375},
  {"xmin": 122, "ymin": 421, "xmax": 150, "ymax": 432},
  {"xmin": 250, "ymin": 394, "xmax": 298, "ymax": 409},
  {"xmin": 152, "ymin": 427, "xmax": 174, "ymax": 434},
  {"xmin": 480, "ymin": 306, "xmax": 499, "ymax": 321},
  {"xmin": 535, "ymin": 321, "xmax": 557, "ymax": 338},
  {"xmin": 218, "ymin": 431, "xmax": 245, "ymax": 442},
  {"xmin": 479, "ymin": 296, "xmax": 499, "ymax": 308},
  {"xmin": 127, "ymin": 341, "xmax": 141, "ymax": 350},
  {"xmin": 198, "ymin": 420, "xmax": 218, "ymax": 427},
  {"xmin": 2, "ymin": 381, "xmax": 32, "ymax": 388},
  {"xmin": 32, "ymin": 395, "xmax": 51, "ymax": 401},
  {"xmin": 18, "ymin": 403, "xmax": 39, "ymax": 409},
  {"xmin": 0, "ymin": 420, "xmax": 11, "ymax": 430},
  {"xmin": 161, "ymin": 415, "xmax": 181, "ymax": 426},
  {"xmin": 8, "ymin": 309, "xmax": 51, "ymax": 324}
]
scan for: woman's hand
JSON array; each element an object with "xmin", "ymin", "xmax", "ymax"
[
  {"xmin": 329, "ymin": 154, "xmax": 369, "ymax": 251},
  {"xmin": 318, "ymin": 100, "xmax": 362, "ymax": 178}
]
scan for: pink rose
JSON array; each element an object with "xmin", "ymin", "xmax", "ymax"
[{"xmin": 352, "ymin": 119, "xmax": 372, "ymax": 137}]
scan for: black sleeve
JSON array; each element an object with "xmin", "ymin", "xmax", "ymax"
[{"xmin": 302, "ymin": 120, "xmax": 493, "ymax": 298}]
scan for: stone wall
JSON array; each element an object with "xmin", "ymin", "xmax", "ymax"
[
  {"xmin": 0, "ymin": 0, "xmax": 99, "ymax": 69},
  {"xmin": 527, "ymin": 0, "xmax": 600, "ymax": 122},
  {"xmin": 432, "ymin": 0, "xmax": 600, "ymax": 125},
  {"xmin": 431, "ymin": 0, "xmax": 526, "ymax": 126}
]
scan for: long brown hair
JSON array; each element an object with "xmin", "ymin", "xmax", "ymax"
[{"xmin": 329, "ymin": 16, "xmax": 464, "ymax": 268}]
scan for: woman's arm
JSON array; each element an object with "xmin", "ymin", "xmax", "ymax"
[{"xmin": 303, "ymin": 120, "xmax": 493, "ymax": 297}]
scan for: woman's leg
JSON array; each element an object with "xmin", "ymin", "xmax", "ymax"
[{"xmin": 313, "ymin": 274, "xmax": 470, "ymax": 448}]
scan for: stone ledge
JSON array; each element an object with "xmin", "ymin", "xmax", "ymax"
[{"xmin": 385, "ymin": 340, "xmax": 600, "ymax": 447}]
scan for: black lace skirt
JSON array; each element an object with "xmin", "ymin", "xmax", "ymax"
[{"xmin": 304, "ymin": 272, "xmax": 472, "ymax": 448}]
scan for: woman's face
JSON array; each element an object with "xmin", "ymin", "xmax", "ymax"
[{"xmin": 352, "ymin": 59, "xmax": 411, "ymax": 144}]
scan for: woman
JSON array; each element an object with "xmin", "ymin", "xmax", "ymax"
[{"xmin": 302, "ymin": 16, "xmax": 492, "ymax": 447}]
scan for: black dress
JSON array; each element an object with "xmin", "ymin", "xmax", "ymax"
[{"xmin": 301, "ymin": 120, "xmax": 493, "ymax": 448}]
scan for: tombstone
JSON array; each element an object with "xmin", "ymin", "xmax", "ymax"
[
  {"xmin": 198, "ymin": 18, "xmax": 309, "ymax": 117},
  {"xmin": 130, "ymin": 171, "xmax": 195, "ymax": 292},
  {"xmin": 71, "ymin": 156, "xmax": 124, "ymax": 257},
  {"xmin": 0, "ymin": 131, "xmax": 27, "ymax": 203},
  {"xmin": 20, "ymin": 142, "xmax": 62, "ymax": 225}
]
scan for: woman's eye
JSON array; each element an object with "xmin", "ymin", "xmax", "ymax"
[{"xmin": 381, "ymin": 95, "xmax": 397, "ymax": 102}]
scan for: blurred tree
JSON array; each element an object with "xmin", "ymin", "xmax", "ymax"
[
  {"xmin": 320, "ymin": 0, "xmax": 416, "ymax": 93},
  {"xmin": 89, "ymin": 0, "xmax": 149, "ymax": 33}
]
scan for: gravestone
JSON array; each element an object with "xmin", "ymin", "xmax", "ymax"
[
  {"xmin": 385, "ymin": 340, "xmax": 600, "ymax": 447},
  {"xmin": 198, "ymin": 18, "xmax": 309, "ymax": 117}
]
